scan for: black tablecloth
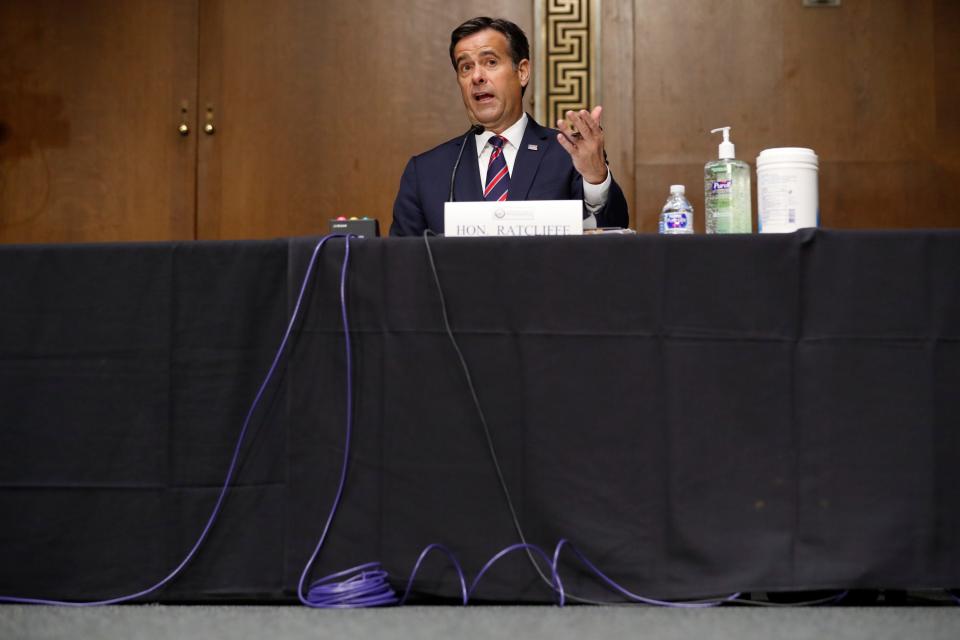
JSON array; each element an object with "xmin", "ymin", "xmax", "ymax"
[{"xmin": 1, "ymin": 230, "xmax": 959, "ymax": 603}]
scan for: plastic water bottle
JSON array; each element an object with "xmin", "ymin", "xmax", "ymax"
[{"xmin": 659, "ymin": 185, "xmax": 694, "ymax": 234}]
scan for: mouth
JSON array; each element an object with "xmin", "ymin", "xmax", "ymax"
[{"xmin": 473, "ymin": 92, "xmax": 495, "ymax": 103}]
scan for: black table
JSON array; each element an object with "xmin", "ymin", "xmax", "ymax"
[{"xmin": 1, "ymin": 230, "xmax": 959, "ymax": 603}]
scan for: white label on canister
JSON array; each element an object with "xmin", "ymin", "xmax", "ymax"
[{"xmin": 758, "ymin": 173, "xmax": 799, "ymax": 230}]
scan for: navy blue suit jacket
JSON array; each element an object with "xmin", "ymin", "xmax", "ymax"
[{"xmin": 389, "ymin": 116, "xmax": 629, "ymax": 236}]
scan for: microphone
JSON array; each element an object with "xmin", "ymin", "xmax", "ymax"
[{"xmin": 448, "ymin": 124, "xmax": 485, "ymax": 202}]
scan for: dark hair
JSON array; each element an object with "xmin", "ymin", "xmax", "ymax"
[{"xmin": 449, "ymin": 17, "xmax": 530, "ymax": 71}]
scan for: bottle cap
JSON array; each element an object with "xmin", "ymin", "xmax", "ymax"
[
  {"xmin": 756, "ymin": 147, "xmax": 818, "ymax": 168},
  {"xmin": 711, "ymin": 126, "xmax": 735, "ymax": 159},
  {"xmin": 669, "ymin": 184, "xmax": 685, "ymax": 195}
]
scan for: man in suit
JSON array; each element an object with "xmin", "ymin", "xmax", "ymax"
[{"xmin": 389, "ymin": 17, "xmax": 629, "ymax": 236}]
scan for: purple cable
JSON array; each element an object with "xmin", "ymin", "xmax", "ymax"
[
  {"xmin": 0, "ymin": 235, "xmax": 342, "ymax": 606},
  {"xmin": 468, "ymin": 543, "xmax": 566, "ymax": 605},
  {"xmin": 296, "ymin": 236, "xmax": 400, "ymax": 608},
  {"xmin": 399, "ymin": 544, "xmax": 468, "ymax": 605},
  {"xmin": 300, "ymin": 562, "xmax": 395, "ymax": 608},
  {"xmin": 392, "ymin": 539, "xmax": 741, "ymax": 608},
  {"xmin": 550, "ymin": 539, "xmax": 740, "ymax": 608}
]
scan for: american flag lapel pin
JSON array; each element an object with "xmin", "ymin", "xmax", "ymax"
[{"xmin": 527, "ymin": 144, "xmax": 538, "ymax": 151}]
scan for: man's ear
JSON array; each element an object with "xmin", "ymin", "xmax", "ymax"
[{"xmin": 518, "ymin": 58, "xmax": 530, "ymax": 88}]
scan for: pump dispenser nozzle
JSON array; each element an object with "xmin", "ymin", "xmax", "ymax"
[{"xmin": 711, "ymin": 126, "xmax": 735, "ymax": 159}]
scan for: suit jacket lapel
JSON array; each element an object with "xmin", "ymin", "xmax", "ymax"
[
  {"xmin": 510, "ymin": 116, "xmax": 551, "ymax": 201},
  {"xmin": 454, "ymin": 133, "xmax": 484, "ymax": 201}
]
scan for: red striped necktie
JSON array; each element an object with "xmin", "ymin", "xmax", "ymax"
[{"xmin": 483, "ymin": 135, "xmax": 510, "ymax": 202}]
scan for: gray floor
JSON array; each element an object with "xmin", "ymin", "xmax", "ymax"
[{"xmin": 3, "ymin": 605, "xmax": 960, "ymax": 640}]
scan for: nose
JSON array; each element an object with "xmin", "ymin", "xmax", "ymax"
[{"xmin": 470, "ymin": 65, "xmax": 486, "ymax": 85}]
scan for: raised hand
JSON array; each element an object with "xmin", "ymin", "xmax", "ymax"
[{"xmin": 556, "ymin": 106, "xmax": 608, "ymax": 185}]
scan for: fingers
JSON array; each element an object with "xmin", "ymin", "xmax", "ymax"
[
  {"xmin": 559, "ymin": 107, "xmax": 604, "ymax": 141},
  {"xmin": 556, "ymin": 131, "xmax": 576, "ymax": 154},
  {"xmin": 591, "ymin": 105, "xmax": 603, "ymax": 126},
  {"xmin": 556, "ymin": 105, "xmax": 606, "ymax": 156},
  {"xmin": 555, "ymin": 115, "xmax": 581, "ymax": 146},
  {"xmin": 556, "ymin": 107, "xmax": 608, "ymax": 184},
  {"xmin": 572, "ymin": 109, "xmax": 598, "ymax": 137},
  {"xmin": 562, "ymin": 111, "xmax": 590, "ymax": 139}
]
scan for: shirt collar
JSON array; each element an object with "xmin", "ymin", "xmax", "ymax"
[{"xmin": 475, "ymin": 113, "xmax": 528, "ymax": 157}]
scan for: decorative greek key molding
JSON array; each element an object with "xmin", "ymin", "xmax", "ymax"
[{"xmin": 534, "ymin": 0, "xmax": 600, "ymax": 127}]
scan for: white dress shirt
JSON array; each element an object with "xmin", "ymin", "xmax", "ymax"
[{"xmin": 474, "ymin": 113, "xmax": 611, "ymax": 227}]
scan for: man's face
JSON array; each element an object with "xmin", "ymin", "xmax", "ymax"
[{"xmin": 453, "ymin": 29, "xmax": 529, "ymax": 134}]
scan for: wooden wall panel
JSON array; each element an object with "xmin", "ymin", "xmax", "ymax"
[
  {"xmin": 934, "ymin": 0, "xmax": 960, "ymax": 222},
  {"xmin": 780, "ymin": 1, "xmax": 941, "ymax": 228},
  {"xmin": 600, "ymin": 0, "xmax": 636, "ymax": 227},
  {"xmin": 196, "ymin": 0, "xmax": 534, "ymax": 240},
  {"xmin": 629, "ymin": 0, "xmax": 960, "ymax": 232},
  {"xmin": 781, "ymin": 2, "xmax": 935, "ymax": 164},
  {"xmin": 0, "ymin": 0, "xmax": 198, "ymax": 243}
]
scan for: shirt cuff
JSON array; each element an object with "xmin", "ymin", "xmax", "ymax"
[{"xmin": 583, "ymin": 167, "xmax": 612, "ymax": 213}]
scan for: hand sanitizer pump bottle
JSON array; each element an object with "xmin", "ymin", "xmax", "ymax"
[{"xmin": 705, "ymin": 127, "xmax": 752, "ymax": 234}]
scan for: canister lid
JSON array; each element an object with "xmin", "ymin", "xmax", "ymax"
[{"xmin": 756, "ymin": 147, "xmax": 818, "ymax": 168}]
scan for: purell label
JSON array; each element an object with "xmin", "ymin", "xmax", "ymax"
[
  {"xmin": 711, "ymin": 179, "xmax": 731, "ymax": 192},
  {"xmin": 664, "ymin": 211, "xmax": 690, "ymax": 229}
]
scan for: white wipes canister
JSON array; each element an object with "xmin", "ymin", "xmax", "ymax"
[{"xmin": 756, "ymin": 147, "xmax": 819, "ymax": 233}]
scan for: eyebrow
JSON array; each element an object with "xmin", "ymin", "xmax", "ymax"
[{"xmin": 455, "ymin": 48, "xmax": 501, "ymax": 66}]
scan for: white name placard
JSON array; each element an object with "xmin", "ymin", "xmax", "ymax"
[{"xmin": 444, "ymin": 200, "xmax": 583, "ymax": 237}]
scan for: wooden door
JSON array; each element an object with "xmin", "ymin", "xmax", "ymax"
[
  {"xmin": 0, "ymin": 0, "xmax": 198, "ymax": 243},
  {"xmin": 195, "ymin": 0, "xmax": 533, "ymax": 240}
]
